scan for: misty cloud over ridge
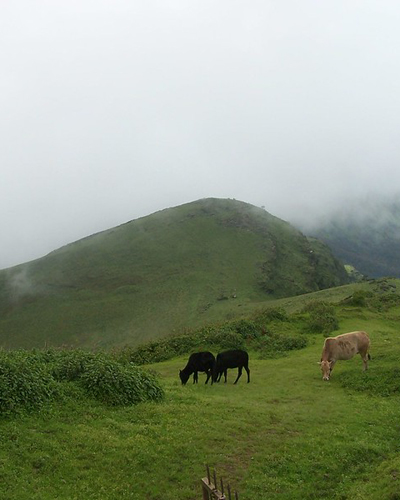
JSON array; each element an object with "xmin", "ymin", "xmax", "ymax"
[{"xmin": 2, "ymin": 1, "xmax": 400, "ymax": 269}]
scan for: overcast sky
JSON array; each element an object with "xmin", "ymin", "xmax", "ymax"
[{"xmin": 1, "ymin": 1, "xmax": 400, "ymax": 269}]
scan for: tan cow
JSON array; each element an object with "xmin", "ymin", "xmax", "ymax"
[{"xmin": 319, "ymin": 331, "xmax": 370, "ymax": 381}]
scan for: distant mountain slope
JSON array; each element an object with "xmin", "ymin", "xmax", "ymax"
[
  {"xmin": 0, "ymin": 198, "xmax": 349, "ymax": 349},
  {"xmin": 305, "ymin": 199, "xmax": 400, "ymax": 278}
]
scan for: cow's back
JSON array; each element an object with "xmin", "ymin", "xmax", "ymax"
[
  {"xmin": 200, "ymin": 351, "xmax": 216, "ymax": 369},
  {"xmin": 323, "ymin": 331, "xmax": 369, "ymax": 361},
  {"xmin": 216, "ymin": 349, "xmax": 248, "ymax": 368},
  {"xmin": 352, "ymin": 330, "xmax": 370, "ymax": 354},
  {"xmin": 189, "ymin": 351, "xmax": 215, "ymax": 370}
]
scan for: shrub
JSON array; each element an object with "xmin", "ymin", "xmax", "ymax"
[
  {"xmin": 79, "ymin": 357, "xmax": 164, "ymax": 406},
  {"xmin": 342, "ymin": 289, "xmax": 400, "ymax": 312},
  {"xmin": 164, "ymin": 335, "xmax": 198, "ymax": 356},
  {"xmin": 231, "ymin": 319, "xmax": 260, "ymax": 339},
  {"xmin": 0, "ymin": 352, "xmax": 58, "ymax": 416},
  {"xmin": 343, "ymin": 290, "xmax": 373, "ymax": 307},
  {"xmin": 255, "ymin": 333, "xmax": 307, "ymax": 359},
  {"xmin": 50, "ymin": 350, "xmax": 98, "ymax": 381},
  {"xmin": 368, "ymin": 292, "xmax": 400, "ymax": 312},
  {"xmin": 301, "ymin": 301, "xmax": 339, "ymax": 334},
  {"xmin": 254, "ymin": 307, "xmax": 288, "ymax": 323},
  {"xmin": 118, "ymin": 339, "xmax": 188, "ymax": 366},
  {"xmin": 206, "ymin": 329, "xmax": 245, "ymax": 349},
  {"xmin": 0, "ymin": 349, "xmax": 165, "ymax": 416}
]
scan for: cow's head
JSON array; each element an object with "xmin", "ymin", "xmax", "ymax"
[
  {"xmin": 179, "ymin": 370, "xmax": 189, "ymax": 385},
  {"xmin": 319, "ymin": 360, "xmax": 332, "ymax": 381}
]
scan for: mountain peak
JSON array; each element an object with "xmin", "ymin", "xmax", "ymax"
[{"xmin": 0, "ymin": 198, "xmax": 348, "ymax": 349}]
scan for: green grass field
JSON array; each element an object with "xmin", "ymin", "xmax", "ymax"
[{"xmin": 1, "ymin": 284, "xmax": 400, "ymax": 499}]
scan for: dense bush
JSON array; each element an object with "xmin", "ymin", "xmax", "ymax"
[
  {"xmin": 120, "ymin": 340, "xmax": 174, "ymax": 365},
  {"xmin": 0, "ymin": 352, "xmax": 58, "ymax": 415},
  {"xmin": 79, "ymin": 357, "xmax": 164, "ymax": 406},
  {"xmin": 254, "ymin": 307, "xmax": 288, "ymax": 323},
  {"xmin": 342, "ymin": 287, "xmax": 400, "ymax": 312},
  {"xmin": 344, "ymin": 290, "xmax": 373, "ymax": 307},
  {"xmin": 0, "ymin": 349, "xmax": 164, "ymax": 417},
  {"xmin": 50, "ymin": 350, "xmax": 98, "ymax": 381},
  {"xmin": 301, "ymin": 301, "xmax": 339, "ymax": 334},
  {"xmin": 207, "ymin": 329, "xmax": 245, "ymax": 349},
  {"xmin": 230, "ymin": 319, "xmax": 260, "ymax": 339},
  {"xmin": 376, "ymin": 293, "xmax": 400, "ymax": 310},
  {"xmin": 255, "ymin": 333, "xmax": 308, "ymax": 359}
]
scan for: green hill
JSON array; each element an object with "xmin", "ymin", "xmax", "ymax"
[{"xmin": 0, "ymin": 198, "xmax": 349, "ymax": 349}]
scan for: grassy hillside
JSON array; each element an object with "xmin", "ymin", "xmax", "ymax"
[
  {"xmin": 1, "ymin": 279, "xmax": 400, "ymax": 499},
  {"xmin": 305, "ymin": 198, "xmax": 400, "ymax": 278},
  {"xmin": 0, "ymin": 198, "xmax": 348, "ymax": 349}
]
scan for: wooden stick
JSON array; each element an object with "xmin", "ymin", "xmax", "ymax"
[{"xmin": 201, "ymin": 479, "xmax": 210, "ymax": 500}]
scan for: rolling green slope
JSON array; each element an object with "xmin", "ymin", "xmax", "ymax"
[{"xmin": 0, "ymin": 198, "xmax": 349, "ymax": 349}]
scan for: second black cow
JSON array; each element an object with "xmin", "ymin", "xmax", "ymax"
[{"xmin": 213, "ymin": 349, "xmax": 250, "ymax": 384}]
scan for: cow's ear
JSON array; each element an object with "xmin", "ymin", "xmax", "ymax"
[{"xmin": 317, "ymin": 362, "xmax": 321, "ymax": 365}]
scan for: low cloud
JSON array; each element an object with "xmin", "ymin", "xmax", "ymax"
[
  {"xmin": 2, "ymin": 1, "xmax": 400, "ymax": 268},
  {"xmin": 6, "ymin": 267, "xmax": 37, "ymax": 303}
]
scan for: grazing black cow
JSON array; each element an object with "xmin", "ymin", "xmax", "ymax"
[
  {"xmin": 179, "ymin": 351, "xmax": 216, "ymax": 385},
  {"xmin": 213, "ymin": 349, "xmax": 250, "ymax": 384}
]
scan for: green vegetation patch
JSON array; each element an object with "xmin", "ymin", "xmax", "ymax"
[
  {"xmin": 80, "ymin": 357, "xmax": 164, "ymax": 406},
  {"xmin": 254, "ymin": 333, "xmax": 307, "ymax": 359},
  {"xmin": 116, "ymin": 307, "xmax": 309, "ymax": 365},
  {"xmin": 299, "ymin": 300, "xmax": 339, "ymax": 334},
  {"xmin": 0, "ymin": 351, "xmax": 59, "ymax": 416},
  {"xmin": 342, "ymin": 289, "xmax": 400, "ymax": 312},
  {"xmin": 338, "ymin": 367, "xmax": 400, "ymax": 397},
  {"xmin": 0, "ymin": 350, "xmax": 164, "ymax": 417}
]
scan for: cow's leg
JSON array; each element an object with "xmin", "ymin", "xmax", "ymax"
[
  {"xmin": 223, "ymin": 369, "xmax": 228, "ymax": 383},
  {"xmin": 234, "ymin": 366, "xmax": 243, "ymax": 384},
  {"xmin": 244, "ymin": 365, "xmax": 250, "ymax": 383},
  {"xmin": 193, "ymin": 371, "xmax": 198, "ymax": 383},
  {"xmin": 361, "ymin": 351, "xmax": 369, "ymax": 371},
  {"xmin": 205, "ymin": 370, "xmax": 211, "ymax": 384}
]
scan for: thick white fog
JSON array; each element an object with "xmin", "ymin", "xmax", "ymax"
[{"xmin": 1, "ymin": 1, "xmax": 400, "ymax": 268}]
